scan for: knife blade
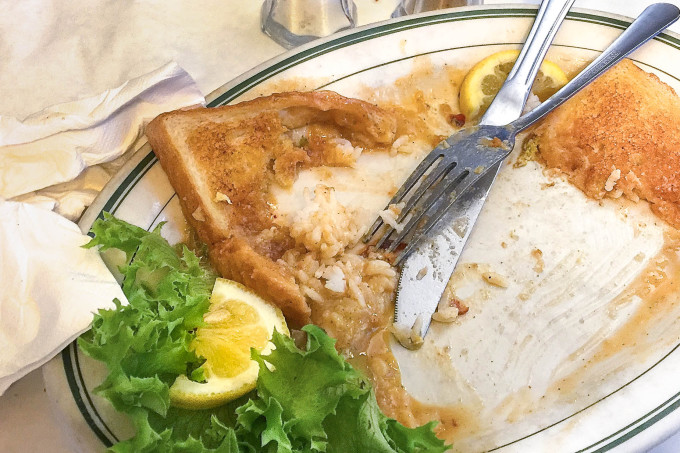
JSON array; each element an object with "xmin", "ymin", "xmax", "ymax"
[{"xmin": 392, "ymin": 0, "xmax": 575, "ymax": 348}]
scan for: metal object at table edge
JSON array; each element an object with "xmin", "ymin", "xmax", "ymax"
[{"xmin": 261, "ymin": 0, "xmax": 357, "ymax": 49}]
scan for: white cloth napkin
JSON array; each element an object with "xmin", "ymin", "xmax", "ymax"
[
  {"xmin": 1, "ymin": 61, "xmax": 205, "ymax": 219},
  {"xmin": 0, "ymin": 62, "xmax": 205, "ymax": 395}
]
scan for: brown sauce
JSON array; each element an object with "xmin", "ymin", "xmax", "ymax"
[
  {"xmin": 210, "ymin": 56, "xmax": 680, "ymax": 446},
  {"xmin": 364, "ymin": 330, "xmax": 479, "ymax": 442},
  {"xmin": 549, "ymin": 230, "xmax": 680, "ymax": 400},
  {"xmin": 298, "ymin": 59, "xmax": 476, "ymax": 442}
]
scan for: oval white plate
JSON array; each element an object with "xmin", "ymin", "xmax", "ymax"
[{"xmin": 43, "ymin": 5, "xmax": 680, "ymax": 452}]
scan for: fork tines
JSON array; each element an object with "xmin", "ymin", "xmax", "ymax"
[
  {"xmin": 363, "ymin": 144, "xmax": 471, "ymax": 263},
  {"xmin": 363, "ymin": 126, "xmax": 515, "ymax": 264}
]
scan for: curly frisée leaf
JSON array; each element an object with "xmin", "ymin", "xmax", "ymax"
[
  {"xmin": 248, "ymin": 326, "xmax": 366, "ymax": 444},
  {"xmin": 324, "ymin": 389, "xmax": 445, "ymax": 453},
  {"xmin": 109, "ymin": 405, "xmax": 243, "ymax": 453},
  {"xmin": 238, "ymin": 325, "xmax": 449, "ymax": 453},
  {"xmin": 79, "ymin": 215, "xmax": 448, "ymax": 452},
  {"xmin": 79, "ymin": 213, "xmax": 217, "ymax": 417}
]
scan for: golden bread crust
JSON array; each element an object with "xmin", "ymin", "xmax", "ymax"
[
  {"xmin": 533, "ymin": 59, "xmax": 680, "ymax": 228},
  {"xmin": 210, "ymin": 238, "xmax": 310, "ymax": 328},
  {"xmin": 145, "ymin": 91, "xmax": 397, "ymax": 327}
]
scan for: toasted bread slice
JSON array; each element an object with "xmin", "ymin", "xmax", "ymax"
[
  {"xmin": 532, "ymin": 59, "xmax": 680, "ymax": 228},
  {"xmin": 146, "ymin": 91, "xmax": 397, "ymax": 327}
]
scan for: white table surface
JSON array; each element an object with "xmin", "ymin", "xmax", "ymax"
[{"xmin": 2, "ymin": 1, "xmax": 680, "ymax": 452}]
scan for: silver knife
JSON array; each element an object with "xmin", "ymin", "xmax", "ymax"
[{"xmin": 393, "ymin": 0, "xmax": 575, "ymax": 349}]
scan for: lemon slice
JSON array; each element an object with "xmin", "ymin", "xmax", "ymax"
[
  {"xmin": 459, "ymin": 49, "xmax": 568, "ymax": 120},
  {"xmin": 169, "ymin": 278, "xmax": 288, "ymax": 409}
]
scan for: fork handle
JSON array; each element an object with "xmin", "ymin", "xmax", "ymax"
[
  {"xmin": 512, "ymin": 2, "xmax": 680, "ymax": 132},
  {"xmin": 480, "ymin": 0, "xmax": 575, "ymax": 126}
]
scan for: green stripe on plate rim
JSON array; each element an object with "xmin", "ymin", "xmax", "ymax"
[
  {"xmin": 62, "ymin": 7, "xmax": 680, "ymax": 452},
  {"xmin": 99, "ymin": 152, "xmax": 158, "ymax": 223},
  {"xmin": 210, "ymin": 8, "xmax": 680, "ymax": 108},
  {"xmin": 62, "ymin": 343, "xmax": 116, "ymax": 447},
  {"xmin": 488, "ymin": 340, "xmax": 680, "ymax": 452},
  {"xmin": 584, "ymin": 391, "xmax": 680, "ymax": 453},
  {"xmin": 317, "ymin": 42, "xmax": 680, "ymax": 91}
]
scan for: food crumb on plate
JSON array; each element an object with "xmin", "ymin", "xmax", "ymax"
[{"xmin": 481, "ymin": 271, "xmax": 509, "ymax": 288}]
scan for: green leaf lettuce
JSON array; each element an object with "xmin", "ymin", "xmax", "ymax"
[{"xmin": 79, "ymin": 214, "xmax": 450, "ymax": 452}]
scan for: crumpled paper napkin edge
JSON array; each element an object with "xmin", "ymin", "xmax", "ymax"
[
  {"xmin": 0, "ymin": 199, "xmax": 129, "ymax": 396},
  {"xmin": 0, "ymin": 330, "xmax": 90, "ymax": 395},
  {"xmin": 0, "ymin": 61, "xmax": 205, "ymax": 200},
  {"xmin": 0, "ymin": 60, "xmax": 206, "ymax": 394}
]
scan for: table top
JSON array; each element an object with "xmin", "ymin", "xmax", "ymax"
[{"xmin": 2, "ymin": 1, "xmax": 680, "ymax": 452}]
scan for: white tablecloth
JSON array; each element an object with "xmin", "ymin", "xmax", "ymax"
[{"xmin": 1, "ymin": 1, "xmax": 679, "ymax": 451}]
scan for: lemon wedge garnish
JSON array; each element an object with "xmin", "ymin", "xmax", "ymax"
[
  {"xmin": 459, "ymin": 49, "xmax": 568, "ymax": 120},
  {"xmin": 169, "ymin": 278, "xmax": 288, "ymax": 409}
]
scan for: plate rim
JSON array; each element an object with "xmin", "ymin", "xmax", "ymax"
[
  {"xmin": 78, "ymin": 4, "xmax": 680, "ymax": 237},
  {"xmin": 51, "ymin": 5, "xmax": 680, "ymax": 452}
]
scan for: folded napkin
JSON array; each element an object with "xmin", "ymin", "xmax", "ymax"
[
  {"xmin": 0, "ymin": 62, "xmax": 205, "ymax": 395},
  {"xmin": 2, "ymin": 61, "xmax": 205, "ymax": 219},
  {"xmin": 0, "ymin": 200, "xmax": 126, "ymax": 394}
]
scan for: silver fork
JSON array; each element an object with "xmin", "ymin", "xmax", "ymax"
[
  {"xmin": 364, "ymin": 2, "xmax": 680, "ymax": 266},
  {"xmin": 390, "ymin": 0, "xmax": 574, "ymax": 349}
]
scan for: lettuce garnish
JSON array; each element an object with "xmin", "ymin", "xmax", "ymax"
[
  {"xmin": 79, "ymin": 214, "xmax": 449, "ymax": 452},
  {"xmin": 238, "ymin": 326, "xmax": 448, "ymax": 453}
]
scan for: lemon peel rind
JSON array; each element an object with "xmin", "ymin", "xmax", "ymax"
[
  {"xmin": 459, "ymin": 49, "xmax": 567, "ymax": 120},
  {"xmin": 168, "ymin": 278, "xmax": 288, "ymax": 410}
]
